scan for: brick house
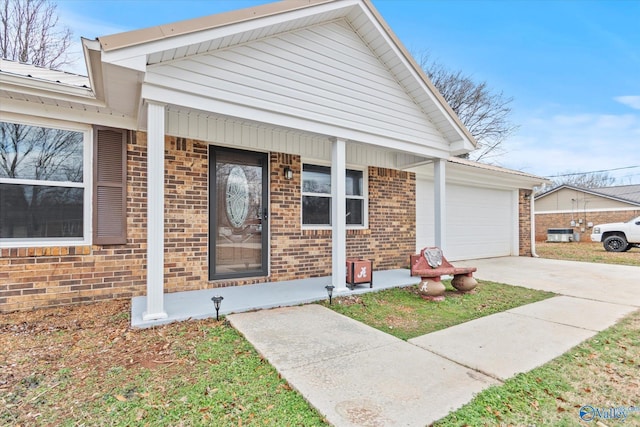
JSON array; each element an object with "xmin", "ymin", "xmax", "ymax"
[
  {"xmin": 0, "ymin": 0, "xmax": 547, "ymax": 318},
  {"xmin": 534, "ymin": 184, "xmax": 640, "ymax": 241}
]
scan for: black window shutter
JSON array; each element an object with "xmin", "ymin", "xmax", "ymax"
[{"xmin": 93, "ymin": 126, "xmax": 127, "ymax": 245}]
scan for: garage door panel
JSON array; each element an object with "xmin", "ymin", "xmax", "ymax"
[{"xmin": 416, "ymin": 179, "xmax": 515, "ymax": 261}]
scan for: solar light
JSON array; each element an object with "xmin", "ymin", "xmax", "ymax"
[
  {"xmin": 325, "ymin": 285, "xmax": 335, "ymax": 305},
  {"xmin": 211, "ymin": 295, "xmax": 224, "ymax": 321}
]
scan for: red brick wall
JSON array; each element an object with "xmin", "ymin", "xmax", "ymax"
[
  {"xmin": 347, "ymin": 167, "xmax": 416, "ymax": 269},
  {"xmin": 519, "ymin": 189, "xmax": 532, "ymax": 256},
  {"xmin": 0, "ymin": 132, "xmax": 151, "ymax": 312},
  {"xmin": 269, "ymin": 153, "xmax": 330, "ymax": 279},
  {"xmin": 535, "ymin": 210, "xmax": 640, "ymax": 241},
  {"xmin": 269, "ymin": 155, "xmax": 416, "ymax": 280},
  {"xmin": 1, "ymin": 136, "xmax": 417, "ymax": 312}
]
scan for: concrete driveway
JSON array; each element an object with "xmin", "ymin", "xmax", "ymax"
[{"xmin": 457, "ymin": 256, "xmax": 640, "ymax": 307}]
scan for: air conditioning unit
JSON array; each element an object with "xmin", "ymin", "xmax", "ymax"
[{"xmin": 547, "ymin": 228, "xmax": 573, "ymax": 242}]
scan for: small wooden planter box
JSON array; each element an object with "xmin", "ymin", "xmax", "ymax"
[{"xmin": 346, "ymin": 258, "xmax": 373, "ymax": 289}]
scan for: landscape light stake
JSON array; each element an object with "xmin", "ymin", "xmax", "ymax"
[
  {"xmin": 325, "ymin": 285, "xmax": 335, "ymax": 305},
  {"xmin": 211, "ymin": 295, "xmax": 224, "ymax": 321}
]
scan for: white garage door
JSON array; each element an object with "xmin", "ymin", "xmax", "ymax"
[{"xmin": 416, "ymin": 179, "xmax": 516, "ymax": 260}]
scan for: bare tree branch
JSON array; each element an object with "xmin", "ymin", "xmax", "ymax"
[
  {"xmin": 416, "ymin": 51, "xmax": 519, "ymax": 162},
  {"xmin": 551, "ymin": 171, "xmax": 616, "ymax": 189},
  {"xmin": 0, "ymin": 0, "xmax": 73, "ymax": 69}
]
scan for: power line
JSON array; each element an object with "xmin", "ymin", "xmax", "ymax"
[{"xmin": 545, "ymin": 165, "xmax": 640, "ymax": 178}]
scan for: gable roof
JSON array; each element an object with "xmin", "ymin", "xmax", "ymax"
[
  {"xmin": 594, "ymin": 185, "xmax": 640, "ymax": 204},
  {"xmin": 535, "ymin": 184, "xmax": 640, "ymax": 207},
  {"xmin": 83, "ymin": 0, "xmax": 476, "ymax": 156},
  {"xmin": 98, "ymin": 0, "xmax": 335, "ymax": 52}
]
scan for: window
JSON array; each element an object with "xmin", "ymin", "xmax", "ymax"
[
  {"xmin": 346, "ymin": 169, "xmax": 364, "ymax": 226},
  {"xmin": 0, "ymin": 120, "xmax": 90, "ymax": 246},
  {"xmin": 302, "ymin": 164, "xmax": 366, "ymax": 228}
]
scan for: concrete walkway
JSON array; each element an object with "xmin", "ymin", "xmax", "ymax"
[{"xmin": 227, "ymin": 257, "xmax": 640, "ymax": 426}]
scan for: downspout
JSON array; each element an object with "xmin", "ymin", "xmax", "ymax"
[{"xmin": 530, "ymin": 190, "xmax": 539, "ymax": 257}]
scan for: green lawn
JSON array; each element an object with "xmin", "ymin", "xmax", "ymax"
[
  {"xmin": 434, "ymin": 309, "xmax": 640, "ymax": 426},
  {"xmin": 0, "ymin": 301, "xmax": 328, "ymax": 426},
  {"xmin": 321, "ymin": 280, "xmax": 555, "ymax": 340}
]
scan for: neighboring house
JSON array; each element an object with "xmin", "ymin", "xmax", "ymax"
[
  {"xmin": 534, "ymin": 184, "xmax": 640, "ymax": 241},
  {"xmin": 0, "ymin": 0, "xmax": 547, "ymax": 316}
]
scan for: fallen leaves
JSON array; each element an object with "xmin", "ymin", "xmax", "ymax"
[{"xmin": 0, "ymin": 299, "xmax": 210, "ymax": 424}]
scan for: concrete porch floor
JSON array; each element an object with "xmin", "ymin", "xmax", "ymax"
[{"xmin": 131, "ymin": 269, "xmax": 419, "ymax": 328}]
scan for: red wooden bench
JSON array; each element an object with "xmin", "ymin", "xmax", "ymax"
[{"xmin": 410, "ymin": 247, "xmax": 478, "ymax": 300}]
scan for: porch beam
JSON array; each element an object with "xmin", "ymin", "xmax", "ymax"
[
  {"xmin": 143, "ymin": 101, "xmax": 168, "ymax": 321},
  {"xmin": 331, "ymin": 137, "xmax": 348, "ymax": 291},
  {"xmin": 434, "ymin": 158, "xmax": 446, "ymax": 252}
]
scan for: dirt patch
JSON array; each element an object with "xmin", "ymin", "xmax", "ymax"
[
  {"xmin": 334, "ymin": 295, "xmax": 366, "ymax": 307},
  {"xmin": 384, "ymin": 314, "xmax": 419, "ymax": 331}
]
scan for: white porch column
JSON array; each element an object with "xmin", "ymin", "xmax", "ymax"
[
  {"xmin": 143, "ymin": 102, "xmax": 168, "ymax": 321},
  {"xmin": 434, "ymin": 158, "xmax": 447, "ymax": 252},
  {"xmin": 331, "ymin": 138, "xmax": 348, "ymax": 291}
]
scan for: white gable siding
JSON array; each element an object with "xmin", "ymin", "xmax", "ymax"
[{"xmin": 147, "ymin": 20, "xmax": 448, "ymax": 152}]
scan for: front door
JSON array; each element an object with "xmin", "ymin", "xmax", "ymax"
[{"xmin": 209, "ymin": 147, "xmax": 268, "ymax": 280}]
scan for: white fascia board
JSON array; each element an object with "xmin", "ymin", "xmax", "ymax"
[
  {"xmin": 101, "ymin": 1, "xmax": 358, "ymax": 68},
  {"xmin": 0, "ymin": 98, "xmax": 137, "ymax": 130},
  {"xmin": 409, "ymin": 162, "xmax": 547, "ymax": 190},
  {"xmin": 82, "ymin": 39, "xmax": 103, "ymax": 101},
  {"xmin": 100, "ymin": 51, "xmax": 147, "ymax": 72},
  {"xmin": 449, "ymin": 138, "xmax": 476, "ymax": 155},
  {"xmin": 141, "ymin": 82, "xmax": 452, "ymax": 159},
  {"xmin": 447, "ymin": 170, "xmax": 546, "ymax": 190},
  {"xmin": 0, "ymin": 73, "xmax": 100, "ymax": 105}
]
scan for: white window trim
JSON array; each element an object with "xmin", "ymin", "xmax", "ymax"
[
  {"xmin": 301, "ymin": 162, "xmax": 368, "ymax": 230},
  {"xmin": 0, "ymin": 114, "xmax": 92, "ymax": 248}
]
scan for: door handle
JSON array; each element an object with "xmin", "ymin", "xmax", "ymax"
[{"xmin": 263, "ymin": 207, "xmax": 268, "ymax": 220}]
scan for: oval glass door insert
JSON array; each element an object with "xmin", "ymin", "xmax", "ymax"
[{"xmin": 225, "ymin": 166, "xmax": 249, "ymax": 228}]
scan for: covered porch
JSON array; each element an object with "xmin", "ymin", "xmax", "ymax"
[
  {"xmin": 131, "ymin": 268, "xmax": 418, "ymax": 328},
  {"xmin": 81, "ymin": 0, "xmax": 476, "ymax": 326}
]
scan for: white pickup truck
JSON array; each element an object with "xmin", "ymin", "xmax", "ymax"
[{"xmin": 590, "ymin": 215, "xmax": 640, "ymax": 252}]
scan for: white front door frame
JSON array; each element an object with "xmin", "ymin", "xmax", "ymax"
[{"xmin": 143, "ymin": 101, "xmax": 168, "ymax": 321}]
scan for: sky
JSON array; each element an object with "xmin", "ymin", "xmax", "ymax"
[{"xmin": 55, "ymin": 0, "xmax": 640, "ymax": 185}]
